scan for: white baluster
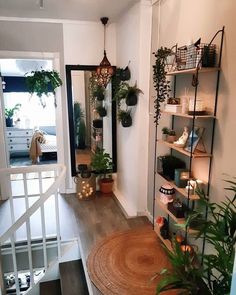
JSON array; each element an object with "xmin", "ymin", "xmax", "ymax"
[
  {"xmin": 54, "ymin": 169, "xmax": 61, "ymax": 258},
  {"xmin": 10, "ymin": 235, "xmax": 20, "ymax": 295},
  {"xmin": 39, "ymin": 172, "xmax": 48, "ymax": 270},
  {"xmin": 23, "ymin": 174, "xmax": 34, "ymax": 286}
]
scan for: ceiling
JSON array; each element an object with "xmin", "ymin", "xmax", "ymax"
[{"xmin": 0, "ymin": 0, "xmax": 139, "ymax": 22}]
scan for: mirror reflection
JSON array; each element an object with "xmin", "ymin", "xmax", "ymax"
[{"xmin": 66, "ymin": 65, "xmax": 117, "ymax": 176}]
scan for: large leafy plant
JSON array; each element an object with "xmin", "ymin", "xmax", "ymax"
[
  {"xmin": 156, "ymin": 179, "xmax": 236, "ymax": 295},
  {"xmin": 90, "ymin": 148, "xmax": 113, "ymax": 179},
  {"xmin": 26, "ymin": 69, "xmax": 62, "ymax": 107},
  {"xmin": 153, "ymin": 47, "xmax": 172, "ymax": 124}
]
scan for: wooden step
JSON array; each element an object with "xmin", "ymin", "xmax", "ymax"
[
  {"xmin": 59, "ymin": 259, "xmax": 89, "ymax": 295},
  {"xmin": 40, "ymin": 279, "xmax": 62, "ymax": 295}
]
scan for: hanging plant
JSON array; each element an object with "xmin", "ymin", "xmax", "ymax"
[
  {"xmin": 118, "ymin": 109, "xmax": 132, "ymax": 127},
  {"xmin": 96, "ymin": 105, "xmax": 107, "ymax": 117},
  {"xmin": 89, "ymin": 74, "xmax": 106, "ymax": 103},
  {"xmin": 153, "ymin": 47, "xmax": 172, "ymax": 124},
  {"xmin": 26, "ymin": 70, "xmax": 62, "ymax": 107},
  {"xmin": 114, "ymin": 82, "xmax": 143, "ymax": 108}
]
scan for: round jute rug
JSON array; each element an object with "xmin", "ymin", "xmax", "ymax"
[{"xmin": 87, "ymin": 226, "xmax": 175, "ymax": 295}]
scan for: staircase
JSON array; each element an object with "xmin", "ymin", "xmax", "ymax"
[
  {"xmin": 0, "ymin": 164, "xmax": 90, "ymax": 295},
  {"xmin": 40, "ymin": 259, "xmax": 89, "ymax": 295}
]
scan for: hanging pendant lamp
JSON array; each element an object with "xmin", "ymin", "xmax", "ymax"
[{"xmin": 96, "ymin": 17, "xmax": 114, "ymax": 88}]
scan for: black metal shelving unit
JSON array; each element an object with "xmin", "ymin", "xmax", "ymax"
[{"xmin": 153, "ymin": 27, "xmax": 225, "ymax": 255}]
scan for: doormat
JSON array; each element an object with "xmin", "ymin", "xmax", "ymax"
[{"xmin": 87, "ymin": 226, "xmax": 176, "ymax": 295}]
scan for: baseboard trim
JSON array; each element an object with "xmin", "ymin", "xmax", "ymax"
[{"xmin": 113, "ymin": 189, "xmax": 137, "ymax": 218}]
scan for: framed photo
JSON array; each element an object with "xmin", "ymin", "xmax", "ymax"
[{"xmin": 184, "ymin": 126, "xmax": 205, "ymax": 153}]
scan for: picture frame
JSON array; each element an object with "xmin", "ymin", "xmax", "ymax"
[{"xmin": 184, "ymin": 126, "xmax": 205, "ymax": 153}]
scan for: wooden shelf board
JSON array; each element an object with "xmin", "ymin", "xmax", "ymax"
[
  {"xmin": 167, "ymin": 67, "xmax": 220, "ymax": 76},
  {"xmin": 161, "ymin": 111, "xmax": 216, "ymax": 119},
  {"xmin": 157, "ymin": 172, "xmax": 200, "ymax": 200},
  {"xmin": 156, "ymin": 198, "xmax": 199, "ymax": 235},
  {"xmin": 156, "ymin": 198, "xmax": 185, "ymax": 224},
  {"xmin": 158, "ymin": 140, "xmax": 212, "ymax": 158},
  {"xmin": 154, "ymin": 225, "xmax": 173, "ymax": 252}
]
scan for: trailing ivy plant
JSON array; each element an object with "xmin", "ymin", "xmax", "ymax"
[
  {"xmin": 156, "ymin": 179, "xmax": 236, "ymax": 295},
  {"xmin": 26, "ymin": 70, "xmax": 62, "ymax": 107},
  {"xmin": 153, "ymin": 47, "xmax": 172, "ymax": 124}
]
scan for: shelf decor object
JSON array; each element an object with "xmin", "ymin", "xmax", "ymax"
[
  {"xmin": 152, "ymin": 27, "xmax": 225, "ymax": 260},
  {"xmin": 174, "ymin": 169, "xmax": 190, "ymax": 188}
]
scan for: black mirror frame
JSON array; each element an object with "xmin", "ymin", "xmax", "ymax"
[{"xmin": 65, "ymin": 65, "xmax": 117, "ymax": 177}]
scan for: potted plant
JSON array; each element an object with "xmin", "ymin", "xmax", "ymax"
[
  {"xmin": 93, "ymin": 85, "xmax": 105, "ymax": 101},
  {"xmin": 118, "ymin": 109, "xmax": 132, "ymax": 127},
  {"xmin": 153, "ymin": 47, "xmax": 172, "ymax": 124},
  {"xmin": 156, "ymin": 179, "xmax": 236, "ymax": 295},
  {"xmin": 161, "ymin": 127, "xmax": 169, "ymax": 141},
  {"xmin": 125, "ymin": 83, "xmax": 143, "ymax": 106},
  {"xmin": 114, "ymin": 82, "xmax": 143, "ymax": 107},
  {"xmin": 26, "ymin": 69, "xmax": 62, "ymax": 107},
  {"xmin": 5, "ymin": 103, "xmax": 21, "ymax": 127},
  {"xmin": 90, "ymin": 148, "xmax": 113, "ymax": 194},
  {"xmin": 167, "ymin": 129, "xmax": 176, "ymax": 143},
  {"xmin": 96, "ymin": 105, "xmax": 107, "ymax": 117}
]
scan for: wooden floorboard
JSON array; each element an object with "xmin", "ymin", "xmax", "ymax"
[
  {"xmin": 62, "ymin": 193, "xmax": 151, "ymax": 295},
  {"xmin": 59, "ymin": 259, "xmax": 89, "ymax": 295},
  {"xmin": 40, "ymin": 279, "xmax": 61, "ymax": 295}
]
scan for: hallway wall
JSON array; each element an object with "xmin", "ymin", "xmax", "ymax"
[{"xmin": 115, "ymin": 0, "xmax": 152, "ymax": 215}]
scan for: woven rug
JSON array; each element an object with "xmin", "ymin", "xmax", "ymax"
[{"xmin": 87, "ymin": 226, "xmax": 175, "ymax": 295}]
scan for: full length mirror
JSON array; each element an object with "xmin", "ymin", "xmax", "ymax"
[{"xmin": 66, "ymin": 65, "xmax": 117, "ymax": 176}]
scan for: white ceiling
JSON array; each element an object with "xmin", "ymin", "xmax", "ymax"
[{"xmin": 0, "ymin": 0, "xmax": 139, "ymax": 22}]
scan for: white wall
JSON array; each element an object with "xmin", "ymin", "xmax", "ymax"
[
  {"xmin": 115, "ymin": 0, "xmax": 152, "ymax": 216},
  {"xmin": 147, "ymin": 0, "xmax": 236, "ymax": 215}
]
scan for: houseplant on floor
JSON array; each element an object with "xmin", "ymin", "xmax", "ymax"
[
  {"xmin": 26, "ymin": 69, "xmax": 62, "ymax": 107},
  {"xmin": 5, "ymin": 103, "xmax": 21, "ymax": 127},
  {"xmin": 156, "ymin": 179, "xmax": 236, "ymax": 295},
  {"xmin": 90, "ymin": 148, "xmax": 113, "ymax": 194}
]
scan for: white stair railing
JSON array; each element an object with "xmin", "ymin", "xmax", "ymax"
[{"xmin": 0, "ymin": 164, "xmax": 66, "ymax": 295}]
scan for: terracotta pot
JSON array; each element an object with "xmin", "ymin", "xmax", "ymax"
[{"xmin": 99, "ymin": 178, "xmax": 114, "ymax": 194}]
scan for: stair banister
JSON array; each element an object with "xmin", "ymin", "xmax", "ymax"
[{"xmin": 0, "ymin": 164, "xmax": 66, "ymax": 295}]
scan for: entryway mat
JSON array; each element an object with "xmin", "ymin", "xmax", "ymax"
[{"xmin": 87, "ymin": 226, "xmax": 176, "ymax": 295}]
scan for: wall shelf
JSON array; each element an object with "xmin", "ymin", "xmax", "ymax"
[
  {"xmin": 158, "ymin": 140, "xmax": 212, "ymax": 158},
  {"xmin": 154, "ymin": 225, "xmax": 173, "ymax": 252},
  {"xmin": 152, "ymin": 27, "xmax": 225, "ymax": 258},
  {"xmin": 161, "ymin": 111, "xmax": 216, "ymax": 119},
  {"xmin": 156, "ymin": 198, "xmax": 185, "ymax": 224},
  {"xmin": 167, "ymin": 67, "xmax": 220, "ymax": 76},
  {"xmin": 157, "ymin": 172, "xmax": 200, "ymax": 200}
]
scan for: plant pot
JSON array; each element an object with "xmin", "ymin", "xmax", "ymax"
[
  {"xmin": 126, "ymin": 93, "xmax": 138, "ymax": 106},
  {"xmin": 6, "ymin": 117, "xmax": 13, "ymax": 127},
  {"xmin": 121, "ymin": 115, "xmax": 132, "ymax": 127},
  {"xmin": 93, "ymin": 119, "xmax": 103, "ymax": 129},
  {"xmin": 96, "ymin": 93, "xmax": 105, "ymax": 101},
  {"xmin": 99, "ymin": 178, "xmax": 114, "ymax": 194},
  {"xmin": 167, "ymin": 135, "xmax": 176, "ymax": 143},
  {"xmin": 97, "ymin": 107, "xmax": 107, "ymax": 117},
  {"xmin": 119, "ymin": 66, "xmax": 131, "ymax": 81}
]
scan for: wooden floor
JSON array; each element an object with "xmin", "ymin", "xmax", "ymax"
[{"xmin": 63, "ymin": 193, "xmax": 151, "ymax": 295}]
